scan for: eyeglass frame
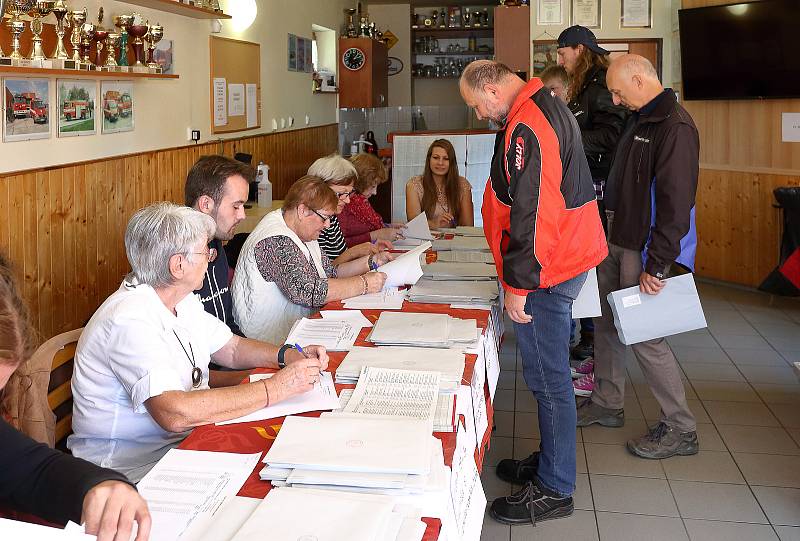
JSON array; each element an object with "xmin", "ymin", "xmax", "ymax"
[
  {"xmin": 334, "ymin": 189, "xmax": 355, "ymax": 199},
  {"xmin": 182, "ymin": 247, "xmax": 218, "ymax": 263},
  {"xmin": 309, "ymin": 207, "xmax": 336, "ymax": 224}
]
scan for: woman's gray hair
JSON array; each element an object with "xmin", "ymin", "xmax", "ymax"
[
  {"xmin": 307, "ymin": 153, "xmax": 358, "ymax": 186},
  {"xmin": 124, "ymin": 202, "xmax": 216, "ymax": 288}
]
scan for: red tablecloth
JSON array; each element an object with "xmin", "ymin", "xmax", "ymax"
[{"xmin": 180, "ymin": 300, "xmax": 497, "ymax": 541}]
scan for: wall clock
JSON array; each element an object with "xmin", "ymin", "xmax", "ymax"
[{"xmin": 342, "ymin": 47, "xmax": 366, "ymax": 71}]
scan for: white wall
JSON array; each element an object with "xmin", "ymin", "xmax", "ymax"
[
  {"xmin": 0, "ymin": 0, "xmax": 357, "ymax": 174},
  {"xmin": 367, "ymin": 3, "xmax": 412, "ymax": 106}
]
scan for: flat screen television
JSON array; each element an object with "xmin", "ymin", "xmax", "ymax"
[{"xmin": 678, "ymin": 0, "xmax": 800, "ymax": 100}]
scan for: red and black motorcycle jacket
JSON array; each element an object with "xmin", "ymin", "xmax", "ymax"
[{"xmin": 482, "ymin": 78, "xmax": 608, "ymax": 296}]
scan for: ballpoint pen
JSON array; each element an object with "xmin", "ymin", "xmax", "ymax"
[{"xmin": 294, "ymin": 343, "xmax": 324, "ymax": 376}]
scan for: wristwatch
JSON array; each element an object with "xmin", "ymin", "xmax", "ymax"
[
  {"xmin": 367, "ymin": 254, "xmax": 378, "ymax": 271},
  {"xmin": 277, "ymin": 343, "xmax": 295, "ymax": 368}
]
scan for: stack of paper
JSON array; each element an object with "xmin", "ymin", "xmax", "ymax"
[
  {"xmin": 320, "ymin": 309, "xmax": 374, "ymax": 329},
  {"xmin": 432, "ymin": 236, "xmax": 490, "ymax": 252},
  {"xmin": 422, "ymin": 261, "xmax": 497, "ymax": 281},
  {"xmin": 230, "ymin": 487, "xmax": 427, "ymax": 541},
  {"xmin": 343, "ymin": 288, "xmax": 406, "ymax": 310},
  {"xmin": 334, "ymin": 346, "xmax": 465, "ymax": 393},
  {"xmin": 437, "ymin": 226, "xmax": 484, "ymax": 237},
  {"xmin": 284, "ymin": 317, "xmax": 359, "ymax": 351},
  {"xmin": 337, "ymin": 388, "xmax": 457, "ymax": 432},
  {"xmin": 368, "ymin": 312, "xmax": 480, "ymax": 349},
  {"xmin": 408, "ymin": 279, "xmax": 499, "ymax": 306},
  {"xmin": 377, "ymin": 241, "xmax": 431, "ymax": 288},
  {"xmin": 435, "ymin": 250, "xmax": 494, "ymax": 263},
  {"xmin": 341, "ymin": 367, "xmax": 440, "ymax": 421}
]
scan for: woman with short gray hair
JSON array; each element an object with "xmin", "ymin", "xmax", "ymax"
[{"xmin": 68, "ymin": 202, "xmax": 329, "ymax": 482}]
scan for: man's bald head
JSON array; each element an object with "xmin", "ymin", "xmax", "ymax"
[
  {"xmin": 459, "ymin": 60, "xmax": 526, "ymax": 125},
  {"xmin": 606, "ymin": 54, "xmax": 664, "ymax": 111}
]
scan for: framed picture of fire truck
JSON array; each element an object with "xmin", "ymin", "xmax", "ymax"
[
  {"xmin": 100, "ymin": 80, "xmax": 134, "ymax": 134},
  {"xmin": 3, "ymin": 78, "xmax": 51, "ymax": 143},
  {"xmin": 57, "ymin": 80, "xmax": 96, "ymax": 138}
]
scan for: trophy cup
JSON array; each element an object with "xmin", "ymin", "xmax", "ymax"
[
  {"xmin": 343, "ymin": 8, "xmax": 357, "ymax": 38},
  {"xmin": 80, "ymin": 20, "xmax": 96, "ymax": 69},
  {"xmin": 93, "ymin": 7, "xmax": 108, "ymax": 67},
  {"xmin": 113, "ymin": 14, "xmax": 133, "ymax": 70},
  {"xmin": 145, "ymin": 22, "xmax": 162, "ymax": 72},
  {"xmin": 0, "ymin": 0, "xmax": 7, "ymax": 63},
  {"xmin": 104, "ymin": 32, "xmax": 120, "ymax": 68},
  {"xmin": 69, "ymin": 8, "xmax": 86, "ymax": 63},
  {"xmin": 430, "ymin": 10, "xmax": 438, "ymax": 28},
  {"xmin": 50, "ymin": 0, "xmax": 75, "ymax": 68},
  {"xmin": 463, "ymin": 8, "xmax": 471, "ymax": 29},
  {"xmin": 8, "ymin": 0, "xmax": 36, "ymax": 64},
  {"xmin": 29, "ymin": 0, "xmax": 56, "ymax": 64},
  {"xmin": 127, "ymin": 14, "xmax": 149, "ymax": 71}
]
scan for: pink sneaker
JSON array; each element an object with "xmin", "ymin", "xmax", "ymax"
[
  {"xmin": 573, "ymin": 372, "xmax": 595, "ymax": 397},
  {"xmin": 570, "ymin": 357, "xmax": 594, "ymax": 379}
]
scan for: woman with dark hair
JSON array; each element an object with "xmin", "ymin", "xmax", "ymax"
[
  {"xmin": 0, "ymin": 253, "xmax": 152, "ymax": 540},
  {"xmin": 405, "ymin": 139, "xmax": 474, "ymax": 229},
  {"xmin": 557, "ymin": 26, "xmax": 628, "ymax": 375}
]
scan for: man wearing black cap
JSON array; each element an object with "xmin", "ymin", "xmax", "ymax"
[{"xmin": 557, "ymin": 25, "xmax": 628, "ymax": 381}]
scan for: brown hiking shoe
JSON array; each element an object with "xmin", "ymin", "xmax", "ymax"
[{"xmin": 627, "ymin": 422, "xmax": 699, "ymax": 459}]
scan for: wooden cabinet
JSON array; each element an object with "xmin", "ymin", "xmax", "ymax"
[
  {"xmin": 338, "ymin": 38, "xmax": 388, "ymax": 108},
  {"xmin": 494, "ymin": 5, "xmax": 530, "ymax": 78}
]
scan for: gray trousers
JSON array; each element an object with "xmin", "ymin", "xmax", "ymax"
[{"xmin": 591, "ymin": 242, "xmax": 697, "ymax": 433}]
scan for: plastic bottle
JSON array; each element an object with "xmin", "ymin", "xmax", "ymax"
[{"xmin": 256, "ymin": 162, "xmax": 272, "ymax": 208}]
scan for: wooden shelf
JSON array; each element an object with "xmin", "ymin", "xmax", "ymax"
[
  {"xmin": 412, "ymin": 51, "xmax": 493, "ymax": 56},
  {"xmin": 411, "ymin": 27, "xmax": 493, "ymax": 38},
  {"xmin": 117, "ymin": 0, "xmax": 231, "ymax": 19},
  {"xmin": 0, "ymin": 65, "xmax": 179, "ymax": 79}
]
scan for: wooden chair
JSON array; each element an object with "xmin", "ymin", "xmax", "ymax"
[{"xmin": 31, "ymin": 328, "xmax": 83, "ymax": 451}]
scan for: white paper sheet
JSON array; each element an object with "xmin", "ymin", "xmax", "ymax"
[
  {"xmin": 422, "ymin": 262, "xmax": 497, "ymax": 280},
  {"xmin": 3, "ymin": 519, "xmax": 95, "ymax": 540},
  {"xmin": 572, "ymin": 267, "xmax": 601, "ymax": 319},
  {"xmin": 344, "ymin": 367, "xmax": 441, "ymax": 422},
  {"xmin": 343, "ymin": 288, "xmax": 407, "ymax": 310},
  {"xmin": 284, "ymin": 317, "xmax": 359, "ymax": 351},
  {"xmin": 320, "ymin": 309, "xmax": 373, "ymax": 328},
  {"xmin": 437, "ymin": 226, "xmax": 485, "ymax": 237},
  {"xmin": 369, "ymin": 312, "xmax": 451, "ymax": 347},
  {"xmin": 449, "ymin": 423, "xmax": 487, "ymax": 541},
  {"xmin": 435, "ymin": 251, "xmax": 494, "ymax": 263},
  {"xmin": 213, "ymin": 78, "xmax": 227, "ymax": 127},
  {"xmin": 455, "ymin": 385, "xmax": 477, "ymax": 454},
  {"xmin": 483, "ymin": 328, "xmax": 501, "ymax": 402},
  {"xmin": 216, "ymin": 372, "xmax": 339, "ymax": 425},
  {"xmin": 227, "ymin": 83, "xmax": 245, "ymax": 116},
  {"xmin": 136, "ymin": 450, "xmax": 261, "ymax": 541},
  {"xmin": 245, "ymin": 83, "xmax": 257, "ymax": 128},
  {"xmin": 377, "ymin": 241, "xmax": 431, "ymax": 288},
  {"xmin": 186, "ymin": 496, "xmax": 259, "ymax": 541},
  {"xmin": 403, "ymin": 212, "xmax": 433, "ymax": 240},
  {"xmin": 433, "ymin": 237, "xmax": 490, "ymax": 252},
  {"xmin": 470, "ymin": 347, "xmax": 489, "ymax": 449}
]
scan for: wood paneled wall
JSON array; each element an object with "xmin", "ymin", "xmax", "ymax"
[
  {"xmin": 682, "ymin": 0, "xmax": 800, "ymax": 287},
  {"xmin": 0, "ymin": 124, "xmax": 337, "ymax": 342}
]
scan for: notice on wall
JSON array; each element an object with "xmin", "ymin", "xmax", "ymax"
[
  {"xmin": 228, "ymin": 83, "xmax": 245, "ymax": 117},
  {"xmin": 246, "ymin": 83, "xmax": 258, "ymax": 128},
  {"xmin": 782, "ymin": 113, "xmax": 800, "ymax": 142},
  {"xmin": 213, "ymin": 78, "xmax": 227, "ymax": 127}
]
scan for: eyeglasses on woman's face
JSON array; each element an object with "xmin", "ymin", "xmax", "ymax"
[
  {"xmin": 187, "ymin": 247, "xmax": 217, "ymax": 263},
  {"xmin": 310, "ymin": 208, "xmax": 335, "ymax": 224},
  {"xmin": 334, "ymin": 189, "xmax": 355, "ymax": 200}
]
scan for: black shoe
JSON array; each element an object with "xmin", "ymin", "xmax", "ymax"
[
  {"xmin": 627, "ymin": 422, "xmax": 700, "ymax": 459},
  {"xmin": 575, "ymin": 399, "xmax": 625, "ymax": 428},
  {"xmin": 496, "ymin": 452, "xmax": 539, "ymax": 485},
  {"xmin": 570, "ymin": 331, "xmax": 594, "ymax": 361},
  {"xmin": 489, "ymin": 479, "xmax": 574, "ymax": 525}
]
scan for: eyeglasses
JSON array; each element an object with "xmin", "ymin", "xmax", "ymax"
[
  {"xmin": 335, "ymin": 189, "xmax": 355, "ymax": 199},
  {"xmin": 187, "ymin": 247, "xmax": 217, "ymax": 263},
  {"xmin": 310, "ymin": 208, "xmax": 335, "ymax": 224}
]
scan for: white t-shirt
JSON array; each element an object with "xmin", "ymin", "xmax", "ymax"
[{"xmin": 68, "ymin": 280, "xmax": 233, "ymax": 482}]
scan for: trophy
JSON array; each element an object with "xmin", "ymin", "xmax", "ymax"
[
  {"xmin": 0, "ymin": 0, "xmax": 7, "ymax": 61},
  {"xmin": 463, "ymin": 8, "xmax": 471, "ymax": 28},
  {"xmin": 411, "ymin": 13, "xmax": 420, "ymax": 29},
  {"xmin": 8, "ymin": 0, "xmax": 36, "ymax": 63},
  {"xmin": 127, "ymin": 14, "xmax": 149, "ymax": 71},
  {"xmin": 29, "ymin": 0, "xmax": 56, "ymax": 64},
  {"xmin": 431, "ymin": 10, "xmax": 438, "ymax": 28},
  {"xmin": 145, "ymin": 22, "xmax": 163, "ymax": 72},
  {"xmin": 50, "ymin": 0, "xmax": 73, "ymax": 66},
  {"xmin": 104, "ymin": 32, "xmax": 120, "ymax": 68},
  {"xmin": 113, "ymin": 14, "xmax": 133, "ymax": 68},
  {"xmin": 343, "ymin": 8, "xmax": 357, "ymax": 38},
  {"xmin": 69, "ymin": 8, "xmax": 86, "ymax": 63},
  {"xmin": 80, "ymin": 21, "xmax": 96, "ymax": 68},
  {"xmin": 92, "ymin": 7, "xmax": 108, "ymax": 67}
]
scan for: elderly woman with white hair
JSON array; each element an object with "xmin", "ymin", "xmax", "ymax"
[{"xmin": 68, "ymin": 202, "xmax": 328, "ymax": 482}]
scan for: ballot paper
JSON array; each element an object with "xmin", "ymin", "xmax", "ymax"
[
  {"xmin": 435, "ymin": 250, "xmax": 495, "ymax": 263},
  {"xmin": 215, "ymin": 372, "xmax": 340, "ymax": 425},
  {"xmin": 572, "ymin": 267, "xmax": 601, "ymax": 319},
  {"xmin": 449, "ymin": 423, "xmax": 487, "ymax": 541},
  {"xmin": 369, "ymin": 312, "xmax": 452, "ymax": 347},
  {"xmin": 189, "ymin": 496, "xmax": 259, "ymax": 541},
  {"xmin": 335, "ymin": 346, "xmax": 465, "ymax": 393},
  {"xmin": 320, "ymin": 309, "xmax": 373, "ymax": 328},
  {"xmin": 343, "ymin": 367, "xmax": 441, "ymax": 421},
  {"xmin": 336, "ymin": 389, "xmax": 456, "ymax": 432},
  {"xmin": 437, "ymin": 226, "xmax": 485, "ymax": 237},
  {"xmin": 403, "ymin": 212, "xmax": 434, "ymax": 240},
  {"xmin": 433, "ymin": 236, "xmax": 490, "ymax": 252},
  {"xmin": 343, "ymin": 288, "xmax": 407, "ymax": 310},
  {"xmin": 230, "ymin": 488, "xmax": 394, "ymax": 541},
  {"xmin": 408, "ymin": 279, "xmax": 499, "ymax": 306},
  {"xmin": 1, "ymin": 519, "xmax": 95, "ymax": 540},
  {"xmin": 422, "ymin": 261, "xmax": 497, "ymax": 280},
  {"xmin": 284, "ymin": 317, "xmax": 359, "ymax": 350},
  {"xmin": 263, "ymin": 415, "xmax": 432, "ymax": 474},
  {"xmin": 136, "ymin": 449, "xmax": 262, "ymax": 541},
  {"xmin": 378, "ymin": 241, "xmax": 431, "ymax": 288}
]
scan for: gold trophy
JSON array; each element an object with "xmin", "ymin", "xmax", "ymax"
[
  {"xmin": 145, "ymin": 22, "xmax": 163, "ymax": 72},
  {"xmin": 8, "ymin": 0, "xmax": 36, "ymax": 64},
  {"xmin": 0, "ymin": 0, "xmax": 7, "ymax": 62},
  {"xmin": 104, "ymin": 33, "xmax": 120, "ymax": 69},
  {"xmin": 29, "ymin": 0, "xmax": 56, "ymax": 64},
  {"xmin": 93, "ymin": 8, "xmax": 108, "ymax": 69},
  {"xmin": 80, "ymin": 20, "xmax": 96, "ymax": 68},
  {"xmin": 69, "ymin": 8, "xmax": 86, "ymax": 63},
  {"xmin": 50, "ymin": 0, "xmax": 75, "ymax": 68}
]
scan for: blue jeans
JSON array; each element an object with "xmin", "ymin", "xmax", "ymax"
[{"xmin": 514, "ymin": 272, "xmax": 587, "ymax": 497}]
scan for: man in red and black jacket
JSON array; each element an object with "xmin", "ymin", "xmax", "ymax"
[{"xmin": 460, "ymin": 61, "xmax": 607, "ymax": 526}]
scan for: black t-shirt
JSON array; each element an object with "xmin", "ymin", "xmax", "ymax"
[{"xmin": 194, "ymin": 238, "xmax": 243, "ymax": 337}]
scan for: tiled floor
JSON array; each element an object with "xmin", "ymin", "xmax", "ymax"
[{"xmin": 480, "ymin": 280, "xmax": 800, "ymax": 541}]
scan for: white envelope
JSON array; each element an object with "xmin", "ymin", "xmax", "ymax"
[
  {"xmin": 607, "ymin": 273, "xmax": 708, "ymax": 345},
  {"xmin": 572, "ymin": 268, "xmax": 602, "ymax": 319}
]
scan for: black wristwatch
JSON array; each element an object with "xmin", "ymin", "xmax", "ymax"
[{"xmin": 277, "ymin": 343, "xmax": 295, "ymax": 368}]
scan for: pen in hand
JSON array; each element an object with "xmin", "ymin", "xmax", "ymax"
[{"xmin": 294, "ymin": 343, "xmax": 324, "ymax": 376}]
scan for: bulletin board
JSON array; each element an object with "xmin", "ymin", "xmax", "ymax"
[{"xmin": 209, "ymin": 36, "xmax": 261, "ymax": 134}]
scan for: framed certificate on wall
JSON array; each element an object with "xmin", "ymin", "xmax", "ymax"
[
  {"xmin": 621, "ymin": 0, "xmax": 652, "ymax": 28},
  {"xmin": 537, "ymin": 0, "xmax": 565, "ymax": 25},
  {"xmin": 572, "ymin": 0, "xmax": 601, "ymax": 28}
]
